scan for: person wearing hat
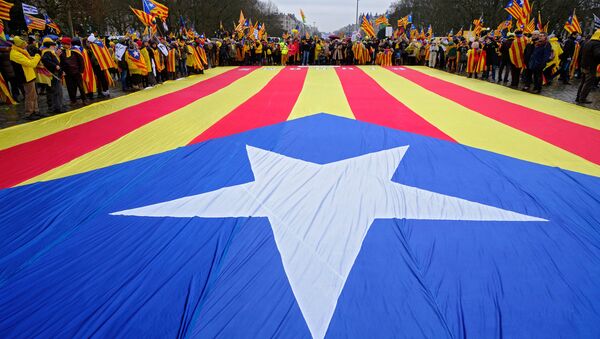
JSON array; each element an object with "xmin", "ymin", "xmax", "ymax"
[
  {"xmin": 576, "ymin": 29, "xmax": 600, "ymax": 104},
  {"xmin": 41, "ymin": 36, "xmax": 65, "ymax": 113},
  {"xmin": 9, "ymin": 36, "xmax": 41, "ymax": 119},
  {"xmin": 60, "ymin": 36, "xmax": 87, "ymax": 104}
]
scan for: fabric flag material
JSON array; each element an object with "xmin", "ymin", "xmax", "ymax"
[
  {"xmin": 300, "ymin": 9, "xmax": 306, "ymax": 23},
  {"xmin": 524, "ymin": 19, "xmax": 535, "ymax": 34},
  {"xmin": 24, "ymin": 14, "xmax": 45, "ymax": 31},
  {"xmin": 126, "ymin": 49, "xmax": 148, "ymax": 74},
  {"xmin": 89, "ymin": 39, "xmax": 116, "ymax": 71},
  {"xmin": 521, "ymin": 0, "xmax": 532, "ymax": 21},
  {"xmin": 0, "ymin": 72, "xmax": 15, "ymax": 104},
  {"xmin": 473, "ymin": 16, "xmax": 484, "ymax": 36},
  {"xmin": 564, "ymin": 10, "xmax": 582, "ymax": 34},
  {"xmin": 142, "ymin": 0, "xmax": 168, "ymax": 21},
  {"xmin": 505, "ymin": 0, "xmax": 524, "ymax": 26},
  {"xmin": 0, "ymin": 0, "xmax": 13, "ymax": 21},
  {"xmin": 360, "ymin": 15, "xmax": 375, "ymax": 37},
  {"xmin": 595, "ymin": 14, "xmax": 600, "ymax": 31},
  {"xmin": 43, "ymin": 13, "xmax": 60, "ymax": 34},
  {"xmin": 235, "ymin": 10, "xmax": 245, "ymax": 32},
  {"xmin": 1, "ymin": 111, "xmax": 599, "ymax": 338},
  {"xmin": 130, "ymin": 6, "xmax": 156, "ymax": 28},
  {"xmin": 509, "ymin": 35, "xmax": 527, "ymax": 68},
  {"xmin": 21, "ymin": 2, "xmax": 37, "ymax": 15},
  {"xmin": 375, "ymin": 15, "xmax": 389, "ymax": 26}
]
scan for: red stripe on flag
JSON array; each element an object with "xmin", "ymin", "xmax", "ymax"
[
  {"xmin": 190, "ymin": 66, "xmax": 308, "ymax": 144},
  {"xmin": 0, "ymin": 67, "xmax": 255, "ymax": 188},
  {"xmin": 335, "ymin": 67, "xmax": 453, "ymax": 141},
  {"xmin": 394, "ymin": 67, "xmax": 600, "ymax": 165}
]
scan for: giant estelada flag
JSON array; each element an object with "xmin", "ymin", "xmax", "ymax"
[{"xmin": 1, "ymin": 66, "xmax": 600, "ymax": 338}]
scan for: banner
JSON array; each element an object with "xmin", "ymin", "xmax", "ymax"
[{"xmin": 115, "ymin": 43, "xmax": 127, "ymax": 61}]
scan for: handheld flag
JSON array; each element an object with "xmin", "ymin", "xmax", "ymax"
[
  {"xmin": 235, "ymin": 10, "xmax": 245, "ymax": 32},
  {"xmin": 24, "ymin": 14, "xmax": 45, "ymax": 31},
  {"xmin": 594, "ymin": 14, "xmax": 600, "ymax": 31},
  {"xmin": 142, "ymin": 0, "xmax": 168, "ymax": 21},
  {"xmin": 521, "ymin": 0, "xmax": 532, "ymax": 21},
  {"xmin": 300, "ymin": 9, "xmax": 306, "ymax": 23},
  {"xmin": 375, "ymin": 15, "xmax": 389, "ymax": 27},
  {"xmin": 130, "ymin": 6, "xmax": 156, "ymax": 29},
  {"xmin": 473, "ymin": 16, "xmax": 484, "ymax": 36},
  {"xmin": 0, "ymin": 0, "xmax": 14, "ymax": 21},
  {"xmin": 505, "ymin": 0, "xmax": 525, "ymax": 26},
  {"xmin": 361, "ymin": 15, "xmax": 376, "ymax": 38},
  {"xmin": 563, "ymin": 9, "xmax": 582, "ymax": 34},
  {"xmin": 43, "ymin": 13, "xmax": 61, "ymax": 34}
]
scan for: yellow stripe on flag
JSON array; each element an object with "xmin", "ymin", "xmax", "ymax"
[
  {"xmin": 289, "ymin": 67, "xmax": 354, "ymax": 120},
  {"xmin": 23, "ymin": 68, "xmax": 282, "ymax": 184},
  {"xmin": 409, "ymin": 66, "xmax": 600, "ymax": 131},
  {"xmin": 362, "ymin": 66, "xmax": 600, "ymax": 177},
  {"xmin": 0, "ymin": 67, "xmax": 234, "ymax": 151}
]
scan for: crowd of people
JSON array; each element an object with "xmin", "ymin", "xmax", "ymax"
[{"xmin": 0, "ymin": 26, "xmax": 598, "ymax": 121}]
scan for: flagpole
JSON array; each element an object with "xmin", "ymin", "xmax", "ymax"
[{"xmin": 355, "ymin": 0, "xmax": 359, "ymax": 32}]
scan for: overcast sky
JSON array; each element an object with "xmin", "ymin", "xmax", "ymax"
[{"xmin": 273, "ymin": 0, "xmax": 392, "ymax": 32}]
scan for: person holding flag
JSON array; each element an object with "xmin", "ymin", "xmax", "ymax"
[{"xmin": 9, "ymin": 36, "xmax": 41, "ymax": 119}]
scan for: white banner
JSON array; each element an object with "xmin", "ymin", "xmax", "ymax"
[
  {"xmin": 115, "ymin": 43, "xmax": 127, "ymax": 61},
  {"xmin": 158, "ymin": 43, "xmax": 168, "ymax": 57},
  {"xmin": 385, "ymin": 26, "xmax": 393, "ymax": 37}
]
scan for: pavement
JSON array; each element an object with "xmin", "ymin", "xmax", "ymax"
[{"xmin": 1, "ymin": 70, "xmax": 598, "ymax": 130}]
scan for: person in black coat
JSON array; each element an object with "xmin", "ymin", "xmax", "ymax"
[
  {"xmin": 576, "ymin": 30, "xmax": 600, "ymax": 104},
  {"xmin": 498, "ymin": 37, "xmax": 512, "ymax": 84},
  {"xmin": 559, "ymin": 33, "xmax": 577, "ymax": 84},
  {"xmin": 483, "ymin": 37, "xmax": 499, "ymax": 81},
  {"xmin": 527, "ymin": 33, "xmax": 552, "ymax": 93},
  {"xmin": 40, "ymin": 37, "xmax": 65, "ymax": 113},
  {"xmin": 60, "ymin": 37, "xmax": 87, "ymax": 104},
  {"xmin": 522, "ymin": 31, "xmax": 539, "ymax": 90}
]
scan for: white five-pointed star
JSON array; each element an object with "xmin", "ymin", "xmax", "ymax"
[{"xmin": 112, "ymin": 145, "xmax": 546, "ymax": 339}]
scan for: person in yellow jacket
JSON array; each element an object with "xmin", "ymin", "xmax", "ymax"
[
  {"xmin": 280, "ymin": 40, "xmax": 288, "ymax": 65},
  {"xmin": 254, "ymin": 40, "xmax": 263, "ymax": 65},
  {"xmin": 314, "ymin": 40, "xmax": 322, "ymax": 63},
  {"xmin": 10, "ymin": 36, "xmax": 41, "ymax": 119}
]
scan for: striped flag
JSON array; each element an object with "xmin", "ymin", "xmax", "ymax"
[
  {"xmin": 142, "ymin": 0, "xmax": 168, "ymax": 21},
  {"xmin": 0, "ymin": 0, "xmax": 13, "ymax": 21},
  {"xmin": 361, "ymin": 15, "xmax": 376, "ymax": 37},
  {"xmin": 235, "ymin": 10, "xmax": 245, "ymax": 32},
  {"xmin": 89, "ymin": 39, "xmax": 117, "ymax": 72},
  {"xmin": 563, "ymin": 9, "xmax": 582, "ymax": 34},
  {"xmin": 126, "ymin": 48, "xmax": 148, "ymax": 73},
  {"xmin": 524, "ymin": 19, "xmax": 535, "ymax": 33},
  {"xmin": 595, "ymin": 14, "xmax": 600, "ymax": 30},
  {"xmin": 1, "ymin": 66, "xmax": 600, "ymax": 339},
  {"xmin": 300, "ymin": 9, "xmax": 306, "ymax": 23},
  {"xmin": 130, "ymin": 6, "xmax": 156, "ymax": 28},
  {"xmin": 521, "ymin": 0, "xmax": 532, "ymax": 21},
  {"xmin": 509, "ymin": 35, "xmax": 527, "ymax": 68},
  {"xmin": 375, "ymin": 15, "xmax": 389, "ymax": 26},
  {"xmin": 24, "ymin": 14, "xmax": 45, "ymax": 31},
  {"xmin": 504, "ymin": 0, "xmax": 525, "ymax": 26},
  {"xmin": 43, "ymin": 13, "xmax": 61, "ymax": 34},
  {"xmin": 473, "ymin": 16, "xmax": 484, "ymax": 36}
]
